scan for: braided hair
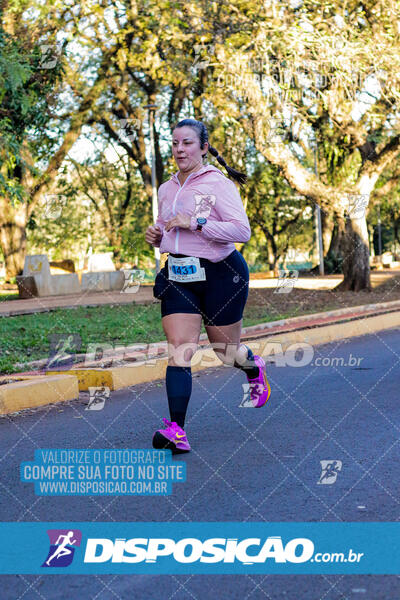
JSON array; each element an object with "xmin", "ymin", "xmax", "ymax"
[{"xmin": 173, "ymin": 119, "xmax": 247, "ymax": 186}]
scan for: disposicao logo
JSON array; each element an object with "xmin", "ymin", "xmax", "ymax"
[
  {"xmin": 83, "ymin": 536, "xmax": 315, "ymax": 564},
  {"xmin": 42, "ymin": 529, "xmax": 82, "ymax": 567}
]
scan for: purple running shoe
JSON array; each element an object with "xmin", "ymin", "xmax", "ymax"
[
  {"xmin": 152, "ymin": 418, "xmax": 191, "ymax": 454},
  {"xmin": 247, "ymin": 355, "xmax": 271, "ymax": 408}
]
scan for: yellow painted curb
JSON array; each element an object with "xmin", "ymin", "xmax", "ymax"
[
  {"xmin": 45, "ymin": 311, "xmax": 400, "ymax": 391},
  {"xmin": 47, "ymin": 369, "xmax": 114, "ymax": 391},
  {"xmin": 47, "ymin": 363, "xmax": 171, "ymax": 391},
  {"xmin": 0, "ymin": 375, "xmax": 79, "ymax": 415}
]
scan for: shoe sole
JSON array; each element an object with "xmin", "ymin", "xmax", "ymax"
[{"xmin": 152, "ymin": 432, "xmax": 190, "ymax": 454}]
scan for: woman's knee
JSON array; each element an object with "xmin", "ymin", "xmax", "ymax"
[{"xmin": 167, "ymin": 340, "xmax": 198, "ymax": 366}]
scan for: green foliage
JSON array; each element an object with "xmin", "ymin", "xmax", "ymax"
[
  {"xmin": 369, "ymin": 164, "xmax": 400, "ymax": 255},
  {"xmin": 51, "ymin": 155, "xmax": 155, "ymax": 266},
  {"xmin": 2, "ymin": 0, "xmax": 400, "ymax": 281},
  {"xmin": 26, "ymin": 191, "xmax": 91, "ymax": 261},
  {"xmin": 244, "ymin": 161, "xmax": 314, "ymax": 269},
  {"xmin": 0, "ymin": 23, "xmax": 64, "ymax": 200}
]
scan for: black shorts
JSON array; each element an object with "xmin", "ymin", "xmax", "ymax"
[{"xmin": 156, "ymin": 250, "xmax": 249, "ymax": 326}]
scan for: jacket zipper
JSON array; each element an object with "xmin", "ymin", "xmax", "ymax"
[{"xmin": 172, "ymin": 172, "xmax": 195, "ymax": 253}]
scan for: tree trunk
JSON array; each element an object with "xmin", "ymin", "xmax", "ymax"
[
  {"xmin": 112, "ymin": 235, "xmax": 122, "ymax": 269},
  {"xmin": 327, "ymin": 221, "xmax": 342, "ymax": 256},
  {"xmin": 267, "ymin": 245, "xmax": 275, "ymax": 272},
  {"xmin": 336, "ymin": 215, "xmax": 371, "ymax": 292},
  {"xmin": 321, "ymin": 210, "xmax": 334, "ymax": 256},
  {"xmin": 393, "ymin": 217, "xmax": 400, "ymax": 247},
  {"xmin": 266, "ymin": 236, "xmax": 278, "ymax": 273},
  {"xmin": 0, "ymin": 220, "xmax": 27, "ymax": 281},
  {"xmin": 107, "ymin": 225, "xmax": 122, "ymax": 269}
]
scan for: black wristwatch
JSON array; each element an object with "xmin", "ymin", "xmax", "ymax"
[{"xmin": 196, "ymin": 217, "xmax": 207, "ymax": 231}]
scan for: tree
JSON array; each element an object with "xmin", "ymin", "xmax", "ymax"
[
  {"xmin": 6, "ymin": 0, "xmax": 400, "ymax": 289},
  {"xmin": 244, "ymin": 162, "xmax": 313, "ymax": 274},
  {"xmin": 369, "ymin": 164, "xmax": 400, "ymax": 255},
  {"xmin": 1, "ymin": 0, "xmax": 254, "ymax": 277},
  {"xmin": 0, "ymin": 14, "xmax": 63, "ymax": 278},
  {"xmin": 26, "ymin": 184, "xmax": 90, "ymax": 262},
  {"xmin": 0, "ymin": 1, "xmax": 108, "ymax": 280},
  {"xmin": 27, "ymin": 149, "xmax": 153, "ymax": 267},
  {"xmin": 64, "ymin": 147, "xmax": 151, "ymax": 267},
  {"xmin": 207, "ymin": 0, "xmax": 400, "ymax": 290}
]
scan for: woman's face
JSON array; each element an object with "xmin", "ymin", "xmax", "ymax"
[{"xmin": 172, "ymin": 126, "xmax": 208, "ymax": 173}]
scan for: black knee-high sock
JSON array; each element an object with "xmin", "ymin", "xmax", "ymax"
[
  {"xmin": 166, "ymin": 365, "xmax": 192, "ymax": 428},
  {"xmin": 234, "ymin": 346, "xmax": 260, "ymax": 379}
]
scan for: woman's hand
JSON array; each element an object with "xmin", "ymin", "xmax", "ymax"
[
  {"xmin": 145, "ymin": 225, "xmax": 162, "ymax": 245},
  {"xmin": 164, "ymin": 213, "xmax": 191, "ymax": 232}
]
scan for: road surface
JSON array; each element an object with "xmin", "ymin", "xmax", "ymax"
[{"xmin": 0, "ymin": 329, "xmax": 399, "ymax": 599}]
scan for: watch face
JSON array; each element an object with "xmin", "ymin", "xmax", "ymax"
[{"xmin": 197, "ymin": 217, "xmax": 207, "ymax": 225}]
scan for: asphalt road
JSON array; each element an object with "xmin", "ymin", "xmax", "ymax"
[{"xmin": 0, "ymin": 329, "xmax": 399, "ymax": 599}]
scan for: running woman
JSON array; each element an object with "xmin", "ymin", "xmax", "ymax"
[{"xmin": 145, "ymin": 119, "xmax": 270, "ymax": 454}]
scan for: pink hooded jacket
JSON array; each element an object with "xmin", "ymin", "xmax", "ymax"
[{"xmin": 154, "ymin": 164, "xmax": 251, "ymax": 262}]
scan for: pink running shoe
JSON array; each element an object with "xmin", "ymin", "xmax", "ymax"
[
  {"xmin": 247, "ymin": 355, "xmax": 271, "ymax": 408},
  {"xmin": 152, "ymin": 418, "xmax": 191, "ymax": 454}
]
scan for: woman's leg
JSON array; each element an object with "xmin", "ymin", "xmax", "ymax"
[
  {"xmin": 162, "ymin": 312, "xmax": 202, "ymax": 367},
  {"xmin": 202, "ymin": 250, "xmax": 254, "ymax": 368},
  {"xmin": 205, "ymin": 319, "xmax": 270, "ymax": 408},
  {"xmin": 205, "ymin": 319, "xmax": 259, "ymax": 377},
  {"xmin": 161, "ymin": 312, "xmax": 202, "ymax": 427}
]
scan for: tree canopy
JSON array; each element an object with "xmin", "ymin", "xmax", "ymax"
[{"xmin": 1, "ymin": 0, "xmax": 400, "ymax": 289}]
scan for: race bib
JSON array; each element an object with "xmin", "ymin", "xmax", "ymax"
[{"xmin": 168, "ymin": 255, "xmax": 206, "ymax": 283}]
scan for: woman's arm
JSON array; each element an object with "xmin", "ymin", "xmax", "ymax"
[{"xmin": 190, "ymin": 180, "xmax": 251, "ymax": 243}]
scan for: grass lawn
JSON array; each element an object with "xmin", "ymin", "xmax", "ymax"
[
  {"xmin": 0, "ymin": 302, "xmax": 297, "ymax": 374},
  {"xmin": 0, "ymin": 291, "xmax": 19, "ymax": 301}
]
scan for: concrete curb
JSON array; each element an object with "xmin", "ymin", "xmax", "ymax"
[{"xmin": 0, "ymin": 374, "xmax": 79, "ymax": 415}]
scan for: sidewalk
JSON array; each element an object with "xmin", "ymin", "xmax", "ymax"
[{"xmin": 0, "ymin": 286, "xmax": 155, "ymax": 317}]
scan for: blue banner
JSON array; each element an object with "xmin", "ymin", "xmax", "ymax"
[{"xmin": 0, "ymin": 522, "xmax": 398, "ymax": 574}]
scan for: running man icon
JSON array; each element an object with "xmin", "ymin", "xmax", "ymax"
[
  {"xmin": 47, "ymin": 334, "xmax": 81, "ymax": 369},
  {"xmin": 318, "ymin": 460, "xmax": 343, "ymax": 485},
  {"xmin": 46, "ymin": 531, "xmax": 76, "ymax": 565},
  {"xmin": 42, "ymin": 529, "xmax": 82, "ymax": 567}
]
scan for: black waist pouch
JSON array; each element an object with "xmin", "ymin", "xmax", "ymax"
[{"xmin": 153, "ymin": 265, "xmax": 169, "ymax": 299}]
